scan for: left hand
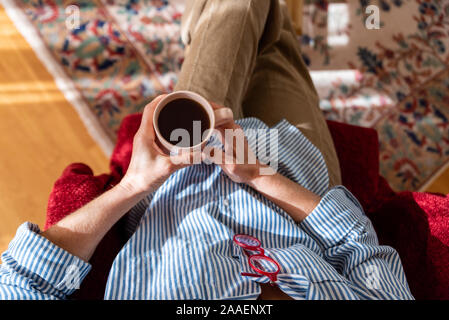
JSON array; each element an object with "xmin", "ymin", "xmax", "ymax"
[{"xmin": 203, "ymin": 103, "xmax": 265, "ymax": 184}]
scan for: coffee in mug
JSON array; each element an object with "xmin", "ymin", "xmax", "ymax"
[
  {"xmin": 157, "ymin": 98, "xmax": 210, "ymax": 148},
  {"xmin": 153, "ymin": 91, "xmax": 233, "ymax": 153}
]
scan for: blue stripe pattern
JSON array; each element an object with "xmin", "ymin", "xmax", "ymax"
[
  {"xmin": 0, "ymin": 118, "xmax": 414, "ymax": 300},
  {"xmin": 0, "ymin": 223, "xmax": 91, "ymax": 300}
]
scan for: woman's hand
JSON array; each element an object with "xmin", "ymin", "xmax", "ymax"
[{"xmin": 119, "ymin": 95, "xmax": 198, "ymax": 197}]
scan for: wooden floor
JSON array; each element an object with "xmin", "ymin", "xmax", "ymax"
[
  {"xmin": 0, "ymin": 5, "xmax": 447, "ymax": 254},
  {"xmin": 0, "ymin": 7, "xmax": 109, "ymax": 253},
  {"xmin": 425, "ymin": 167, "xmax": 449, "ymax": 194}
]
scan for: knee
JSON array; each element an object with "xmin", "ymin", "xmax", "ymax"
[{"xmin": 181, "ymin": 0, "xmax": 276, "ymax": 45}]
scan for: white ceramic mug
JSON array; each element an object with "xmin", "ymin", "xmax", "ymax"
[{"xmin": 153, "ymin": 91, "xmax": 234, "ymax": 153}]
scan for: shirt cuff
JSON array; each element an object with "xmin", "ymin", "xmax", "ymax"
[
  {"xmin": 300, "ymin": 186, "xmax": 366, "ymax": 250},
  {"xmin": 4, "ymin": 222, "xmax": 91, "ymax": 297}
]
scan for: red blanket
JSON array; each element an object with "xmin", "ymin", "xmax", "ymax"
[{"xmin": 45, "ymin": 114, "xmax": 449, "ymax": 300}]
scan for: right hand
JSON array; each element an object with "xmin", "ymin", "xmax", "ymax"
[{"xmin": 120, "ymin": 95, "xmax": 200, "ymax": 196}]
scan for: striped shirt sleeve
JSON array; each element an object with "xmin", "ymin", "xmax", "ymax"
[
  {"xmin": 300, "ymin": 186, "xmax": 414, "ymax": 299},
  {"xmin": 300, "ymin": 186, "xmax": 366, "ymax": 250},
  {"xmin": 0, "ymin": 222, "xmax": 91, "ymax": 300}
]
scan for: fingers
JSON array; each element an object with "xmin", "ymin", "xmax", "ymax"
[
  {"xmin": 168, "ymin": 145, "xmax": 232, "ymax": 168},
  {"xmin": 169, "ymin": 147, "xmax": 204, "ymax": 168},
  {"xmin": 209, "ymin": 101, "xmax": 225, "ymax": 110},
  {"xmin": 213, "ymin": 125, "xmax": 247, "ymax": 162},
  {"xmin": 201, "ymin": 146, "xmax": 234, "ymax": 166},
  {"xmin": 139, "ymin": 94, "xmax": 167, "ymax": 137},
  {"xmin": 210, "ymin": 102, "xmax": 237, "ymax": 129}
]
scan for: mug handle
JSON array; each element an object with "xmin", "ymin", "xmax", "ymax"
[{"xmin": 214, "ymin": 107, "xmax": 234, "ymax": 127}]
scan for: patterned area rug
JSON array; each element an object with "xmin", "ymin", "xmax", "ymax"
[
  {"xmin": 1, "ymin": 0, "xmax": 185, "ymax": 154},
  {"xmin": 301, "ymin": 0, "xmax": 449, "ymax": 191},
  {"xmin": 2, "ymin": 0, "xmax": 448, "ymax": 191}
]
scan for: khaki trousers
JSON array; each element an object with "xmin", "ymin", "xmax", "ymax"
[{"xmin": 174, "ymin": 0, "xmax": 341, "ymax": 187}]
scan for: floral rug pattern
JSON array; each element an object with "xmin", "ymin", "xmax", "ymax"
[
  {"xmin": 7, "ymin": 0, "xmax": 449, "ymax": 191},
  {"xmin": 14, "ymin": 0, "xmax": 185, "ymax": 142},
  {"xmin": 301, "ymin": 0, "xmax": 449, "ymax": 191}
]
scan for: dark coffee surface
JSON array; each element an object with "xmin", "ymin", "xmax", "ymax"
[{"xmin": 157, "ymin": 98, "xmax": 210, "ymax": 147}]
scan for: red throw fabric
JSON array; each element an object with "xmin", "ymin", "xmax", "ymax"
[{"xmin": 45, "ymin": 115, "xmax": 449, "ymax": 300}]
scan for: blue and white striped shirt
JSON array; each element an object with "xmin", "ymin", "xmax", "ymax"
[{"xmin": 0, "ymin": 118, "xmax": 414, "ymax": 300}]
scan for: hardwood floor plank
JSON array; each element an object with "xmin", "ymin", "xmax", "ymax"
[{"xmin": 0, "ymin": 7, "xmax": 109, "ymax": 253}]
